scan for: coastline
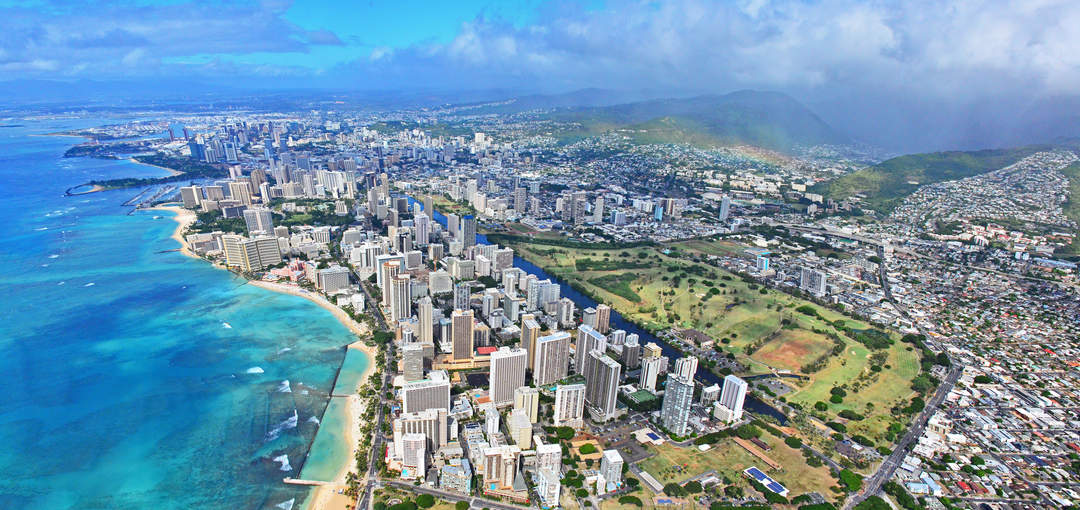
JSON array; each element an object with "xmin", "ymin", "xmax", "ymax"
[
  {"xmin": 128, "ymin": 156, "xmax": 184, "ymax": 176},
  {"xmin": 150, "ymin": 205, "xmax": 376, "ymax": 510}
]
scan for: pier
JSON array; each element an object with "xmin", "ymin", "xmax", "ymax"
[{"xmin": 282, "ymin": 478, "xmax": 333, "ymax": 486}]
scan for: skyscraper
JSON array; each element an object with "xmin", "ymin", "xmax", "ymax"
[
  {"xmin": 461, "ymin": 215, "xmax": 477, "ymax": 248},
  {"xmin": 402, "ymin": 372, "xmax": 451, "ymax": 414},
  {"xmin": 521, "ymin": 318, "xmax": 541, "ymax": 368},
  {"xmin": 719, "ymin": 194, "xmax": 731, "ymax": 221},
  {"xmin": 599, "ymin": 449, "xmax": 624, "ymax": 490},
  {"xmin": 402, "ymin": 343, "xmax": 425, "ymax": 381},
  {"xmin": 717, "ymin": 374, "xmax": 748, "ymax": 423},
  {"xmin": 575, "ymin": 325, "xmax": 607, "ymax": 375},
  {"xmin": 660, "ymin": 375, "xmax": 694, "ymax": 436},
  {"xmin": 595, "ymin": 304, "xmax": 611, "ymax": 334},
  {"xmin": 389, "ymin": 274, "xmax": 412, "ymax": 322},
  {"xmin": 417, "ymin": 296, "xmax": 434, "ymax": 345},
  {"xmin": 451, "ymin": 309, "xmax": 474, "ymax": 361},
  {"xmin": 489, "ymin": 347, "xmax": 527, "ymax": 405},
  {"xmin": 584, "ymin": 351, "xmax": 621, "ymax": 422},
  {"xmin": 621, "ymin": 335, "xmax": 641, "ymax": 369},
  {"xmin": 533, "ymin": 331, "xmax": 571, "ymax": 386},
  {"xmin": 513, "ymin": 386, "xmax": 539, "ymax": 423},
  {"xmin": 453, "ymin": 282, "xmax": 471, "ymax": 311},
  {"xmin": 640, "ymin": 356, "xmax": 662, "ymax": 392},
  {"xmin": 674, "ymin": 356, "xmax": 698, "ymax": 381},
  {"xmin": 554, "ymin": 383, "xmax": 586, "ymax": 428}
]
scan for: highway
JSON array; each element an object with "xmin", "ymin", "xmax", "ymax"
[{"xmin": 382, "ymin": 481, "xmax": 533, "ymax": 510}]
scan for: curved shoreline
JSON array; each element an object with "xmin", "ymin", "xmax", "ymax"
[
  {"xmin": 128, "ymin": 156, "xmax": 184, "ymax": 176},
  {"xmin": 149, "ymin": 205, "xmax": 373, "ymax": 510}
]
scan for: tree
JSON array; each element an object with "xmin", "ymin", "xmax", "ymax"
[
  {"xmin": 575, "ymin": 488, "xmax": 589, "ymax": 498},
  {"xmin": 556, "ymin": 426, "xmax": 576, "ymax": 440},
  {"xmin": 663, "ymin": 483, "xmax": 686, "ymax": 497},
  {"xmin": 839, "ymin": 469, "xmax": 863, "ymax": 492},
  {"xmin": 455, "ymin": 502, "xmax": 469, "ymax": 510},
  {"xmin": 416, "ymin": 495, "xmax": 436, "ymax": 508},
  {"xmin": 684, "ymin": 481, "xmax": 703, "ymax": 494},
  {"xmin": 579, "ymin": 443, "xmax": 598, "ymax": 454}
]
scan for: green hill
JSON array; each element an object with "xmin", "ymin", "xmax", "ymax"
[
  {"xmin": 813, "ymin": 146, "xmax": 1049, "ymax": 214},
  {"xmin": 551, "ymin": 90, "xmax": 848, "ymax": 152}
]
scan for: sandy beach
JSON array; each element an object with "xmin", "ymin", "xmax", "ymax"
[{"xmin": 150, "ymin": 205, "xmax": 376, "ymax": 510}]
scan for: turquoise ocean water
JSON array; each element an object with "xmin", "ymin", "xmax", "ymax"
[{"xmin": 0, "ymin": 118, "xmax": 366, "ymax": 509}]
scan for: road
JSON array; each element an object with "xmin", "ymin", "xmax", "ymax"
[
  {"xmin": 382, "ymin": 481, "xmax": 533, "ymax": 510},
  {"xmin": 354, "ymin": 287, "xmax": 393, "ymax": 510}
]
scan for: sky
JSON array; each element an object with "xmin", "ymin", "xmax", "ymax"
[{"xmin": 3, "ymin": 0, "xmax": 1079, "ymax": 149}]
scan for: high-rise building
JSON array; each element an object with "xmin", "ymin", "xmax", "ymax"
[
  {"xmin": 401, "ymin": 371, "xmax": 451, "ymax": 413},
  {"xmin": 643, "ymin": 342, "xmax": 663, "ymax": 359},
  {"xmin": 717, "ymin": 374, "xmax": 748, "ymax": 423},
  {"xmin": 701, "ymin": 384, "xmax": 721, "ymax": 407},
  {"xmin": 228, "ymin": 181, "xmax": 253, "ymax": 205},
  {"xmin": 595, "ymin": 304, "xmax": 611, "ymax": 334},
  {"xmin": 513, "ymin": 386, "xmax": 539, "ymax": 423},
  {"xmin": 392, "ymin": 408, "xmax": 448, "ymax": 461},
  {"xmin": 389, "ymin": 274, "xmax": 412, "ymax": 322},
  {"xmin": 402, "ymin": 343, "xmax": 425, "ymax": 381},
  {"xmin": 400, "ymin": 432, "xmax": 427, "ymax": 474},
  {"xmin": 554, "ymin": 383, "xmax": 586, "ymax": 429},
  {"xmin": 800, "ymin": 267, "xmax": 828, "ymax": 297},
  {"xmin": 483, "ymin": 403, "xmax": 500, "ymax": 438},
  {"xmin": 533, "ymin": 331, "xmax": 571, "ymax": 386},
  {"xmin": 446, "ymin": 213, "xmax": 460, "ymax": 240},
  {"xmin": 179, "ymin": 186, "xmax": 201, "ymax": 209},
  {"xmin": 640, "ymin": 356, "xmax": 662, "ymax": 392},
  {"xmin": 453, "ymin": 282, "xmax": 470, "ymax": 311},
  {"xmin": 536, "ymin": 443, "xmax": 561, "ymax": 474},
  {"xmin": 508, "ymin": 409, "xmax": 532, "ymax": 449},
  {"xmin": 536, "ymin": 467, "xmax": 561, "ymax": 507},
  {"xmin": 521, "ymin": 318, "xmax": 540, "ymax": 368},
  {"xmin": 417, "ymin": 296, "xmax": 434, "ymax": 345},
  {"xmin": 719, "ymin": 194, "xmax": 731, "ymax": 221},
  {"xmin": 584, "ymin": 351, "xmax": 621, "ymax": 422},
  {"xmin": 489, "ymin": 347, "xmax": 527, "ymax": 405},
  {"xmin": 661, "ymin": 375, "xmax": 694, "ymax": 436},
  {"xmin": 575, "ymin": 325, "xmax": 607, "ymax": 375},
  {"xmin": 582, "ymin": 307, "xmax": 597, "ymax": 329},
  {"xmin": 674, "ymin": 356, "xmax": 698, "ymax": 381},
  {"xmin": 451, "ymin": 310, "xmax": 474, "ymax": 360},
  {"xmin": 621, "ymin": 335, "xmax": 641, "ymax": 369},
  {"xmin": 482, "ymin": 445, "xmax": 521, "ymax": 491},
  {"xmin": 599, "ymin": 449, "xmax": 624, "ymax": 490},
  {"xmin": 317, "ymin": 266, "xmax": 351, "ymax": 293},
  {"xmin": 557, "ymin": 298, "xmax": 576, "ymax": 328},
  {"xmin": 222, "ymin": 235, "xmax": 281, "ymax": 271},
  {"xmin": 461, "ymin": 215, "xmax": 477, "ymax": 248},
  {"xmin": 242, "ymin": 207, "xmax": 274, "ymax": 235}
]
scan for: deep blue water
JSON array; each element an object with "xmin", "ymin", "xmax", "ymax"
[{"xmin": 0, "ymin": 119, "xmax": 363, "ymax": 509}]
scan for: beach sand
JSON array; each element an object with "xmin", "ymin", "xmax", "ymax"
[{"xmin": 150, "ymin": 205, "xmax": 376, "ymax": 510}]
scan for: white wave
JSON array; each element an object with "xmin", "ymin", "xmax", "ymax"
[
  {"xmin": 276, "ymin": 499, "xmax": 295, "ymax": 510},
  {"xmin": 83, "ymin": 282, "xmax": 95, "ymax": 287},
  {"xmin": 273, "ymin": 454, "xmax": 292, "ymax": 472},
  {"xmin": 41, "ymin": 264, "xmax": 49, "ymax": 267},
  {"xmin": 49, "ymin": 254, "xmax": 59, "ymax": 259},
  {"xmin": 57, "ymin": 281, "xmax": 65, "ymax": 286},
  {"xmin": 276, "ymin": 380, "xmax": 291, "ymax": 393},
  {"xmin": 277, "ymin": 347, "xmax": 292, "ymax": 354},
  {"xmin": 307, "ymin": 415, "xmax": 320, "ymax": 425},
  {"xmin": 221, "ymin": 322, "xmax": 232, "ymax": 329},
  {"xmin": 264, "ymin": 409, "xmax": 299, "ymax": 442},
  {"xmin": 245, "ymin": 367, "xmax": 264, "ymax": 374},
  {"xmin": 34, "ymin": 227, "xmax": 48, "ymax": 231}
]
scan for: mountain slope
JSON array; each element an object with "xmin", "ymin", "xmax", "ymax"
[
  {"xmin": 813, "ymin": 146, "xmax": 1052, "ymax": 214},
  {"xmin": 551, "ymin": 90, "xmax": 848, "ymax": 152}
]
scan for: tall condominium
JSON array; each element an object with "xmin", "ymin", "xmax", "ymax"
[
  {"xmin": 392, "ymin": 408, "xmax": 449, "ymax": 461},
  {"xmin": 489, "ymin": 347, "xmax": 527, "ymax": 405},
  {"xmin": 717, "ymin": 374, "xmax": 748, "ymax": 423},
  {"xmin": 643, "ymin": 342, "xmax": 663, "ymax": 359},
  {"xmin": 701, "ymin": 384, "xmax": 720, "ymax": 407},
  {"xmin": 417, "ymin": 296, "xmax": 434, "ymax": 344},
  {"xmin": 533, "ymin": 331, "xmax": 571, "ymax": 386},
  {"xmin": 554, "ymin": 383, "xmax": 586, "ymax": 428},
  {"xmin": 453, "ymin": 281, "xmax": 470, "ymax": 311},
  {"xmin": 451, "ymin": 309, "xmax": 474, "ymax": 360},
  {"xmin": 389, "ymin": 274, "xmax": 412, "ymax": 322},
  {"xmin": 242, "ymin": 207, "xmax": 274, "ymax": 234},
  {"xmin": 379, "ymin": 260, "xmax": 402, "ymax": 307},
  {"xmin": 584, "ymin": 350, "xmax": 621, "ymax": 422},
  {"xmin": 595, "ymin": 304, "xmax": 611, "ymax": 334},
  {"xmin": 521, "ymin": 318, "xmax": 540, "ymax": 368},
  {"xmin": 461, "ymin": 215, "xmax": 477, "ymax": 248},
  {"xmin": 800, "ymin": 267, "xmax": 828, "ymax": 297},
  {"xmin": 673, "ymin": 356, "xmax": 698, "ymax": 381},
  {"xmin": 599, "ymin": 449, "xmax": 624, "ymax": 489},
  {"xmin": 660, "ymin": 374, "xmax": 694, "ymax": 436},
  {"xmin": 513, "ymin": 386, "xmax": 539, "ymax": 423},
  {"xmin": 402, "ymin": 343, "xmax": 425, "ymax": 382},
  {"xmin": 640, "ymin": 356, "xmax": 662, "ymax": 392},
  {"xmin": 401, "ymin": 371, "xmax": 451, "ymax": 414},
  {"xmin": 222, "ymin": 235, "xmax": 281, "ymax": 272},
  {"xmin": 557, "ymin": 298, "xmax": 576, "ymax": 328},
  {"xmin": 508, "ymin": 409, "xmax": 532, "ymax": 449},
  {"xmin": 575, "ymin": 325, "xmax": 607, "ymax": 375},
  {"xmin": 582, "ymin": 307, "xmax": 597, "ymax": 329},
  {"xmin": 621, "ymin": 335, "xmax": 641, "ymax": 369}
]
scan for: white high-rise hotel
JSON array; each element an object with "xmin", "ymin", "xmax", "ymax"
[{"xmin": 715, "ymin": 374, "xmax": 748, "ymax": 423}]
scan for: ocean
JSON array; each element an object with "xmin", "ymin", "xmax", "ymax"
[{"xmin": 0, "ymin": 118, "xmax": 365, "ymax": 509}]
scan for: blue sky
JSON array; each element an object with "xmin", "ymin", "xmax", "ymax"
[{"xmin": 1, "ymin": 0, "xmax": 1077, "ymax": 103}]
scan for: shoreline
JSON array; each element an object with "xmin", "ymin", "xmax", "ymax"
[
  {"xmin": 150, "ymin": 205, "xmax": 375, "ymax": 510},
  {"xmin": 128, "ymin": 156, "xmax": 184, "ymax": 176}
]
